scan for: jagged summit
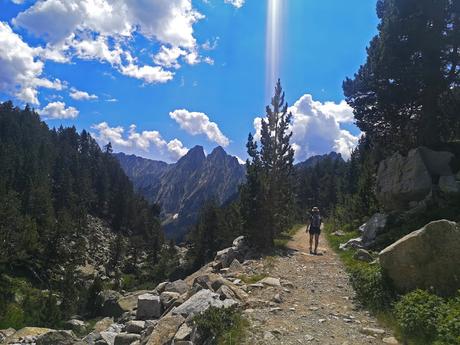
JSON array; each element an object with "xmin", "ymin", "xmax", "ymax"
[{"xmin": 116, "ymin": 146, "xmax": 246, "ymax": 239}]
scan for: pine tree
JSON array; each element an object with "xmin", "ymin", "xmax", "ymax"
[
  {"xmin": 241, "ymin": 80, "xmax": 295, "ymax": 249},
  {"xmin": 343, "ymin": 0, "xmax": 460, "ymax": 152}
]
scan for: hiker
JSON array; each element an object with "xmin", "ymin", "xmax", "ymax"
[{"xmin": 308, "ymin": 207, "xmax": 322, "ymax": 255}]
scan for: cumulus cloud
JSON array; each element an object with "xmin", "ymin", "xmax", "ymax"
[
  {"xmin": 167, "ymin": 138, "xmax": 189, "ymax": 159},
  {"xmin": 69, "ymin": 88, "xmax": 98, "ymax": 100},
  {"xmin": 169, "ymin": 109, "xmax": 230, "ymax": 147},
  {"xmin": 254, "ymin": 94, "xmax": 359, "ymax": 160},
  {"xmin": 92, "ymin": 122, "xmax": 188, "ymax": 161},
  {"xmin": 225, "ymin": 0, "xmax": 245, "ymax": 8},
  {"xmin": 0, "ymin": 22, "xmax": 63, "ymax": 104},
  {"xmin": 11, "ymin": 0, "xmax": 209, "ymax": 87},
  {"xmin": 39, "ymin": 101, "xmax": 79, "ymax": 119},
  {"xmin": 119, "ymin": 61, "xmax": 174, "ymax": 84},
  {"xmin": 153, "ymin": 45, "xmax": 187, "ymax": 69}
]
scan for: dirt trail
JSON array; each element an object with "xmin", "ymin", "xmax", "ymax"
[{"xmin": 243, "ymin": 226, "xmax": 396, "ymax": 345}]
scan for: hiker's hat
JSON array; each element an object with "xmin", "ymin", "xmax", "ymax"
[{"xmin": 312, "ymin": 207, "xmax": 319, "ymax": 212}]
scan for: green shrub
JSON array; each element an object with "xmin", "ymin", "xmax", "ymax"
[
  {"xmin": 193, "ymin": 306, "xmax": 248, "ymax": 345},
  {"xmin": 349, "ymin": 264, "xmax": 395, "ymax": 311},
  {"xmin": 436, "ymin": 296, "xmax": 460, "ymax": 345},
  {"xmin": 395, "ymin": 289, "xmax": 445, "ymax": 342},
  {"xmin": 0, "ymin": 303, "xmax": 25, "ymax": 329}
]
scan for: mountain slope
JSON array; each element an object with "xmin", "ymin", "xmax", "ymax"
[{"xmin": 115, "ymin": 146, "xmax": 246, "ymax": 239}]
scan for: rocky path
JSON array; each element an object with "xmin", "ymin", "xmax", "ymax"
[{"xmin": 243, "ymin": 227, "xmax": 397, "ymax": 345}]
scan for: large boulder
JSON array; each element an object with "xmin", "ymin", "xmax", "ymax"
[
  {"xmin": 376, "ymin": 147, "xmax": 456, "ymax": 211},
  {"xmin": 379, "ymin": 220, "xmax": 460, "ymax": 296},
  {"xmin": 145, "ymin": 314, "xmax": 185, "ymax": 345},
  {"xmin": 172, "ymin": 289, "xmax": 238, "ymax": 318},
  {"xmin": 36, "ymin": 330, "xmax": 76, "ymax": 345},
  {"xmin": 3, "ymin": 327, "xmax": 53, "ymax": 343},
  {"xmin": 64, "ymin": 319, "xmax": 87, "ymax": 335},
  {"xmin": 360, "ymin": 213, "xmax": 388, "ymax": 247},
  {"xmin": 136, "ymin": 294, "xmax": 162, "ymax": 320},
  {"xmin": 97, "ymin": 290, "xmax": 124, "ymax": 317},
  {"xmin": 164, "ymin": 280, "xmax": 189, "ymax": 295},
  {"xmin": 117, "ymin": 290, "xmax": 150, "ymax": 314}
]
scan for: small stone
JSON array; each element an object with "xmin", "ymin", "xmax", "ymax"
[
  {"xmin": 273, "ymin": 293, "xmax": 282, "ymax": 303},
  {"xmin": 269, "ymin": 307, "xmax": 282, "ymax": 313},
  {"xmin": 383, "ymin": 336, "xmax": 399, "ymax": 344},
  {"xmin": 249, "ymin": 283, "xmax": 264, "ymax": 288},
  {"xmin": 263, "ymin": 331, "xmax": 276, "ymax": 340},
  {"xmin": 260, "ymin": 277, "xmax": 281, "ymax": 287},
  {"xmin": 360, "ymin": 327, "xmax": 385, "ymax": 336},
  {"xmin": 318, "ymin": 319, "xmax": 326, "ymax": 323}
]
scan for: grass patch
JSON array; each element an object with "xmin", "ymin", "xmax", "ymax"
[
  {"xmin": 237, "ymin": 273, "xmax": 268, "ymax": 284},
  {"xmin": 274, "ymin": 223, "xmax": 304, "ymax": 249},
  {"xmin": 193, "ymin": 306, "xmax": 249, "ymax": 345},
  {"xmin": 324, "ymin": 222, "xmax": 364, "ymax": 270}
]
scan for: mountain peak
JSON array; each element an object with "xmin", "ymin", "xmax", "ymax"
[
  {"xmin": 176, "ymin": 145, "xmax": 205, "ymax": 169},
  {"xmin": 208, "ymin": 146, "xmax": 226, "ymax": 158}
]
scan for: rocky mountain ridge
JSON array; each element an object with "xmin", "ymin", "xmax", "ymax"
[
  {"xmin": 115, "ymin": 146, "xmax": 246, "ymax": 239},
  {"xmin": 116, "ymin": 148, "xmax": 343, "ymax": 239}
]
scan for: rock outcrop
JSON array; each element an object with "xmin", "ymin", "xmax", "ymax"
[
  {"xmin": 360, "ymin": 213, "xmax": 388, "ymax": 247},
  {"xmin": 376, "ymin": 147, "xmax": 459, "ymax": 211},
  {"xmin": 379, "ymin": 219, "xmax": 460, "ymax": 296},
  {"xmin": 1, "ymin": 236, "xmax": 297, "ymax": 345}
]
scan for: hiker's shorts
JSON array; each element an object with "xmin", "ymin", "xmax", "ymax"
[{"xmin": 309, "ymin": 226, "xmax": 321, "ymax": 235}]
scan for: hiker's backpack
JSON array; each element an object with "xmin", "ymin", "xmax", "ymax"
[{"xmin": 311, "ymin": 214, "xmax": 321, "ymax": 228}]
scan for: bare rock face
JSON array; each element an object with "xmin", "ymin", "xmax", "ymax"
[
  {"xmin": 376, "ymin": 147, "xmax": 457, "ymax": 211},
  {"xmin": 379, "ymin": 219, "xmax": 460, "ymax": 296}
]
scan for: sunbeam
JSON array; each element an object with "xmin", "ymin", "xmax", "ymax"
[{"xmin": 266, "ymin": 0, "xmax": 284, "ymax": 98}]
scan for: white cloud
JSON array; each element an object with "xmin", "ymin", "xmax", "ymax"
[
  {"xmin": 92, "ymin": 121, "xmax": 188, "ymax": 161},
  {"xmin": 92, "ymin": 122, "xmax": 131, "ymax": 147},
  {"xmin": 253, "ymin": 94, "xmax": 359, "ymax": 160},
  {"xmin": 153, "ymin": 45, "xmax": 186, "ymax": 69},
  {"xmin": 202, "ymin": 37, "xmax": 219, "ymax": 50},
  {"xmin": 119, "ymin": 61, "xmax": 174, "ymax": 84},
  {"xmin": 225, "ymin": 0, "xmax": 245, "ymax": 8},
  {"xmin": 167, "ymin": 138, "xmax": 189, "ymax": 159},
  {"xmin": 169, "ymin": 109, "xmax": 230, "ymax": 147},
  {"xmin": 69, "ymin": 88, "xmax": 98, "ymax": 100},
  {"xmin": 0, "ymin": 22, "xmax": 63, "ymax": 104},
  {"xmin": 12, "ymin": 0, "xmax": 208, "ymax": 86},
  {"xmin": 39, "ymin": 101, "xmax": 79, "ymax": 119}
]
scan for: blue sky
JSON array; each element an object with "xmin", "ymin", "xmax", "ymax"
[{"xmin": 0, "ymin": 0, "xmax": 378, "ymax": 162}]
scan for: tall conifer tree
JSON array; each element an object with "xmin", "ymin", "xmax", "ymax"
[{"xmin": 242, "ymin": 80, "xmax": 295, "ymax": 249}]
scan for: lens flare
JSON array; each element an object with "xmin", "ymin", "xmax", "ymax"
[{"xmin": 266, "ymin": 0, "xmax": 284, "ymax": 98}]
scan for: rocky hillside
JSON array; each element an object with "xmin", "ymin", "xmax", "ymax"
[
  {"xmin": 115, "ymin": 146, "xmax": 246, "ymax": 239},
  {"xmin": 295, "ymin": 151, "xmax": 343, "ymax": 170}
]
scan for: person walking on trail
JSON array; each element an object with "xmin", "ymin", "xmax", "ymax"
[{"xmin": 308, "ymin": 207, "xmax": 322, "ymax": 255}]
